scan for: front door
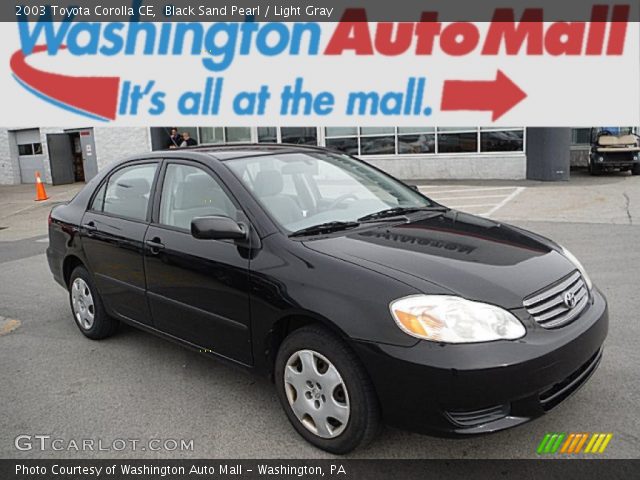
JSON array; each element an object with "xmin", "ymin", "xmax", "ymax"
[
  {"xmin": 80, "ymin": 161, "xmax": 159, "ymax": 325},
  {"xmin": 144, "ymin": 161, "xmax": 252, "ymax": 365}
]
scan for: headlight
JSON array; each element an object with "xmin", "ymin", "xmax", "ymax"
[
  {"xmin": 389, "ymin": 295, "xmax": 526, "ymax": 343},
  {"xmin": 559, "ymin": 245, "xmax": 593, "ymax": 291}
]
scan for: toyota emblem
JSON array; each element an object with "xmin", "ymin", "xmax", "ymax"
[{"xmin": 563, "ymin": 291, "xmax": 577, "ymax": 309}]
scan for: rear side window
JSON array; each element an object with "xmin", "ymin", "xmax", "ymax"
[
  {"xmin": 99, "ymin": 164, "xmax": 157, "ymax": 221},
  {"xmin": 90, "ymin": 182, "xmax": 106, "ymax": 211}
]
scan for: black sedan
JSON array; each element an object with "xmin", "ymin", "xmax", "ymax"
[{"xmin": 47, "ymin": 144, "xmax": 608, "ymax": 454}]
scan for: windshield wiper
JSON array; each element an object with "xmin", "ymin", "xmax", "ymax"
[
  {"xmin": 289, "ymin": 221, "xmax": 360, "ymax": 238},
  {"xmin": 357, "ymin": 206, "xmax": 447, "ymax": 222}
]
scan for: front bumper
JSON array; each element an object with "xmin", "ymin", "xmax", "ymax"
[
  {"xmin": 353, "ymin": 288, "xmax": 608, "ymax": 436},
  {"xmin": 593, "ymin": 152, "xmax": 639, "ymax": 169}
]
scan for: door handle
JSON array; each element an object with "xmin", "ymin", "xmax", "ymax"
[
  {"xmin": 82, "ymin": 221, "xmax": 97, "ymax": 233},
  {"xmin": 145, "ymin": 238, "xmax": 165, "ymax": 254}
]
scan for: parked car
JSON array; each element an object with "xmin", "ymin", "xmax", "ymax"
[{"xmin": 47, "ymin": 144, "xmax": 608, "ymax": 454}]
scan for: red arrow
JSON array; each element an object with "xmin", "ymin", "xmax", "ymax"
[{"xmin": 441, "ymin": 70, "xmax": 527, "ymax": 121}]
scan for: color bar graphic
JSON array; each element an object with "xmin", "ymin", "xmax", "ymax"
[{"xmin": 537, "ymin": 433, "xmax": 613, "ymax": 454}]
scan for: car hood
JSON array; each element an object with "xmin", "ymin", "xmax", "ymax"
[{"xmin": 303, "ymin": 211, "xmax": 576, "ymax": 309}]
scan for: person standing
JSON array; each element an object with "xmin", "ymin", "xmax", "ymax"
[
  {"xmin": 168, "ymin": 128, "xmax": 182, "ymax": 148},
  {"xmin": 180, "ymin": 132, "xmax": 198, "ymax": 147}
]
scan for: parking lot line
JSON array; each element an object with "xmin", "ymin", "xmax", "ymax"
[
  {"xmin": 417, "ymin": 186, "xmax": 519, "ymax": 194},
  {"xmin": 444, "ymin": 203, "xmax": 499, "ymax": 209},
  {"xmin": 484, "ymin": 187, "xmax": 525, "ymax": 217},
  {"xmin": 435, "ymin": 194, "xmax": 514, "ymax": 201},
  {"xmin": 419, "ymin": 185, "xmax": 525, "ymax": 217}
]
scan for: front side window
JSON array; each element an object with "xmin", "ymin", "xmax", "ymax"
[
  {"xmin": 226, "ymin": 152, "xmax": 433, "ymax": 232},
  {"xmin": 101, "ymin": 164, "xmax": 157, "ymax": 221},
  {"xmin": 159, "ymin": 164, "xmax": 237, "ymax": 231}
]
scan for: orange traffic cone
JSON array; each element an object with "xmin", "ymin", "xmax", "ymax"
[{"xmin": 35, "ymin": 171, "xmax": 49, "ymax": 201}]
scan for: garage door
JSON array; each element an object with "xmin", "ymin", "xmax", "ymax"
[{"xmin": 16, "ymin": 129, "xmax": 45, "ymax": 184}]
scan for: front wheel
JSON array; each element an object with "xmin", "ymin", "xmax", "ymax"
[
  {"xmin": 275, "ymin": 326, "xmax": 380, "ymax": 454},
  {"xmin": 632, "ymin": 164, "xmax": 640, "ymax": 175},
  {"xmin": 588, "ymin": 160, "xmax": 602, "ymax": 176},
  {"xmin": 68, "ymin": 266, "xmax": 118, "ymax": 340}
]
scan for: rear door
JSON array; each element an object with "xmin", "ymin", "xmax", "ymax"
[
  {"xmin": 144, "ymin": 160, "xmax": 253, "ymax": 364},
  {"xmin": 81, "ymin": 161, "xmax": 159, "ymax": 325}
]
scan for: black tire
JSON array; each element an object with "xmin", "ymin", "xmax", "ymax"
[
  {"xmin": 68, "ymin": 266, "xmax": 118, "ymax": 340},
  {"xmin": 632, "ymin": 164, "xmax": 640, "ymax": 175},
  {"xmin": 588, "ymin": 160, "xmax": 602, "ymax": 176},
  {"xmin": 275, "ymin": 325, "xmax": 380, "ymax": 454}
]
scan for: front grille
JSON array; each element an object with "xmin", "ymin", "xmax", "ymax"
[
  {"xmin": 523, "ymin": 271, "xmax": 589, "ymax": 329},
  {"xmin": 539, "ymin": 348, "xmax": 602, "ymax": 411},
  {"xmin": 446, "ymin": 404, "xmax": 510, "ymax": 428}
]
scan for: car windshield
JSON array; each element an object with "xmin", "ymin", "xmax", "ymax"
[{"xmin": 225, "ymin": 151, "xmax": 436, "ymax": 233}]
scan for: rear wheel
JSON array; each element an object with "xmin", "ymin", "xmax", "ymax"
[
  {"xmin": 275, "ymin": 325, "xmax": 380, "ymax": 454},
  {"xmin": 69, "ymin": 266, "xmax": 118, "ymax": 339}
]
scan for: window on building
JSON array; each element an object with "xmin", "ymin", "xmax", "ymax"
[
  {"xmin": 15, "ymin": 128, "xmax": 43, "ymax": 156},
  {"xmin": 155, "ymin": 127, "xmax": 526, "ymax": 155},
  {"xmin": 325, "ymin": 127, "xmax": 358, "ymax": 155},
  {"xmin": 257, "ymin": 127, "xmax": 318, "ymax": 145},
  {"xmin": 197, "ymin": 127, "xmax": 251, "ymax": 144},
  {"xmin": 325, "ymin": 127, "xmax": 524, "ymax": 155},
  {"xmin": 225, "ymin": 127, "xmax": 251, "ymax": 143},
  {"xmin": 437, "ymin": 127, "xmax": 478, "ymax": 153},
  {"xmin": 281, "ymin": 127, "xmax": 317, "ymax": 145},
  {"xmin": 326, "ymin": 127, "xmax": 357, "ymax": 136},
  {"xmin": 199, "ymin": 127, "xmax": 224, "ymax": 144},
  {"xmin": 397, "ymin": 128, "xmax": 435, "ymax": 154},
  {"xmin": 18, "ymin": 143, "xmax": 43, "ymax": 156},
  {"xmin": 480, "ymin": 128, "xmax": 524, "ymax": 152},
  {"xmin": 571, "ymin": 128, "xmax": 591, "ymax": 146},
  {"xmin": 359, "ymin": 127, "xmax": 395, "ymax": 155},
  {"xmin": 257, "ymin": 127, "xmax": 278, "ymax": 143},
  {"xmin": 325, "ymin": 127, "xmax": 395, "ymax": 156}
]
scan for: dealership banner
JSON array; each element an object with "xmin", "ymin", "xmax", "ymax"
[
  {"xmin": 3, "ymin": 459, "xmax": 640, "ymax": 480},
  {"xmin": 1, "ymin": 0, "xmax": 639, "ymax": 126}
]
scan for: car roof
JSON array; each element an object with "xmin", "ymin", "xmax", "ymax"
[{"xmin": 162, "ymin": 143, "xmax": 330, "ymax": 160}]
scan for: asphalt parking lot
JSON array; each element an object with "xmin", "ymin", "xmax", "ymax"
[{"xmin": 0, "ymin": 170, "xmax": 638, "ymax": 459}]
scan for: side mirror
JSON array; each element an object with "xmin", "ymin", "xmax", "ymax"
[{"xmin": 191, "ymin": 216, "xmax": 247, "ymax": 241}]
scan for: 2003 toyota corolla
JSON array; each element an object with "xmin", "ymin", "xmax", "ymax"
[{"xmin": 47, "ymin": 144, "xmax": 608, "ymax": 454}]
